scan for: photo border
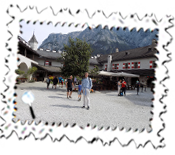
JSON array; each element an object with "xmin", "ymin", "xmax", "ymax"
[{"xmin": 0, "ymin": 4, "xmax": 172, "ymax": 148}]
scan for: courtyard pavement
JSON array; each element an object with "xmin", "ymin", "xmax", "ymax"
[{"xmin": 14, "ymin": 82, "xmax": 153, "ymax": 132}]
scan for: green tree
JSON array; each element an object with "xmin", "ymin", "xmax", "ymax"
[
  {"xmin": 27, "ymin": 66, "xmax": 38, "ymax": 75},
  {"xmin": 89, "ymin": 65, "xmax": 99, "ymax": 77},
  {"xmin": 61, "ymin": 37, "xmax": 93, "ymax": 78},
  {"xmin": 15, "ymin": 69, "xmax": 25, "ymax": 75},
  {"xmin": 21, "ymin": 67, "xmax": 38, "ymax": 81}
]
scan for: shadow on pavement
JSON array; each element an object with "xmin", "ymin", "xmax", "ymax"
[
  {"xmin": 18, "ymin": 86, "xmax": 67, "ymax": 92},
  {"xmin": 48, "ymin": 96, "xmax": 63, "ymax": 99},
  {"xmin": 51, "ymin": 104, "xmax": 81, "ymax": 109}
]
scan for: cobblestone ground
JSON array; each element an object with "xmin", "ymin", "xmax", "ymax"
[{"xmin": 14, "ymin": 82, "xmax": 153, "ymax": 132}]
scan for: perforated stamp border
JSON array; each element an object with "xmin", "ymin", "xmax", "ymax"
[{"xmin": 0, "ymin": 4, "xmax": 173, "ymax": 148}]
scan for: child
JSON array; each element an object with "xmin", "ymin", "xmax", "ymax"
[
  {"xmin": 46, "ymin": 76, "xmax": 50, "ymax": 89},
  {"xmin": 78, "ymin": 81, "xmax": 82, "ymax": 101},
  {"xmin": 61, "ymin": 78, "xmax": 64, "ymax": 88}
]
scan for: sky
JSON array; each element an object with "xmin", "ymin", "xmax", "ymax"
[
  {"xmin": 19, "ymin": 20, "xmax": 87, "ymax": 47},
  {"xmin": 20, "ymin": 20, "xmax": 158, "ymax": 49}
]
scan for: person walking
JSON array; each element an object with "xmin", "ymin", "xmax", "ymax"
[
  {"xmin": 136, "ymin": 80, "xmax": 140, "ymax": 95},
  {"xmin": 58, "ymin": 76, "xmax": 62, "ymax": 87},
  {"xmin": 74, "ymin": 76, "xmax": 77, "ymax": 85},
  {"xmin": 140, "ymin": 80, "xmax": 144, "ymax": 92},
  {"xmin": 78, "ymin": 80, "xmax": 82, "ymax": 101},
  {"xmin": 117, "ymin": 79, "xmax": 122, "ymax": 96},
  {"xmin": 46, "ymin": 76, "xmax": 51, "ymax": 89},
  {"xmin": 52, "ymin": 76, "xmax": 58, "ymax": 89},
  {"xmin": 66, "ymin": 75, "xmax": 74, "ymax": 99},
  {"xmin": 81, "ymin": 72, "xmax": 93, "ymax": 110},
  {"xmin": 61, "ymin": 78, "xmax": 64, "ymax": 88},
  {"xmin": 121, "ymin": 79, "xmax": 127, "ymax": 96}
]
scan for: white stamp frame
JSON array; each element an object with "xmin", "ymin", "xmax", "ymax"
[{"xmin": 0, "ymin": 4, "xmax": 172, "ymax": 148}]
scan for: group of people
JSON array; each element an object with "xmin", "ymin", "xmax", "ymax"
[
  {"xmin": 117, "ymin": 79, "xmax": 146, "ymax": 96},
  {"xmin": 46, "ymin": 73, "xmax": 93, "ymax": 110},
  {"xmin": 117, "ymin": 79, "xmax": 127, "ymax": 96},
  {"xmin": 65, "ymin": 73, "xmax": 93, "ymax": 110},
  {"xmin": 46, "ymin": 76, "xmax": 64, "ymax": 89}
]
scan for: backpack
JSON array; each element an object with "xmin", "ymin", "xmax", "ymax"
[
  {"xmin": 46, "ymin": 78, "xmax": 50, "ymax": 83},
  {"xmin": 88, "ymin": 77, "xmax": 93, "ymax": 88},
  {"xmin": 120, "ymin": 89, "xmax": 123, "ymax": 96}
]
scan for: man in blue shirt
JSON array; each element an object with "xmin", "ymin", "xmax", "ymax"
[{"xmin": 81, "ymin": 72, "xmax": 93, "ymax": 110}]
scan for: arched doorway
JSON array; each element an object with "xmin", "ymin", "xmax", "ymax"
[{"xmin": 18, "ymin": 62, "xmax": 28, "ymax": 73}]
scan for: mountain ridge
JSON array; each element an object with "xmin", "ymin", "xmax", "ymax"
[{"xmin": 38, "ymin": 26, "xmax": 158, "ymax": 56}]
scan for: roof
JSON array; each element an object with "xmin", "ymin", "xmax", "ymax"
[
  {"xmin": 97, "ymin": 45, "xmax": 157, "ymax": 63},
  {"xmin": 32, "ymin": 63, "xmax": 61, "ymax": 73},
  {"xmin": 18, "ymin": 36, "xmax": 63, "ymax": 60},
  {"xmin": 89, "ymin": 58, "xmax": 102, "ymax": 66},
  {"xmin": 19, "ymin": 40, "xmax": 101, "ymax": 63},
  {"xmin": 28, "ymin": 33, "xmax": 38, "ymax": 43},
  {"xmin": 18, "ymin": 36, "xmax": 40, "ymax": 56},
  {"xmin": 36, "ymin": 50, "xmax": 62, "ymax": 60}
]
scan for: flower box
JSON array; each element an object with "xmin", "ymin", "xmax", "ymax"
[{"xmin": 90, "ymin": 89, "xmax": 94, "ymax": 93}]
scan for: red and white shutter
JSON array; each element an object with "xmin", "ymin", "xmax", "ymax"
[
  {"xmin": 123, "ymin": 63, "xmax": 125, "ymax": 69},
  {"xmin": 132, "ymin": 62, "xmax": 134, "ymax": 68},
  {"xmin": 45, "ymin": 61, "xmax": 49, "ymax": 66},
  {"xmin": 105, "ymin": 65, "xmax": 107, "ymax": 70},
  {"xmin": 112, "ymin": 64, "xmax": 115, "ymax": 69},
  {"xmin": 138, "ymin": 62, "xmax": 140, "ymax": 68},
  {"xmin": 117, "ymin": 64, "xmax": 119, "ymax": 69},
  {"xmin": 150, "ymin": 61, "xmax": 153, "ymax": 68},
  {"xmin": 128, "ymin": 63, "xmax": 130, "ymax": 69}
]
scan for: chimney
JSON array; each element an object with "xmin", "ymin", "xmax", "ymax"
[
  {"xmin": 116, "ymin": 48, "xmax": 119, "ymax": 53},
  {"xmin": 107, "ymin": 55, "xmax": 112, "ymax": 71}
]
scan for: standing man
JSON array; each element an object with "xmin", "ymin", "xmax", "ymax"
[
  {"xmin": 52, "ymin": 76, "xmax": 58, "ymax": 89},
  {"xmin": 136, "ymin": 80, "xmax": 140, "ymax": 95},
  {"xmin": 46, "ymin": 76, "xmax": 51, "ymax": 89},
  {"xmin": 66, "ymin": 75, "xmax": 74, "ymax": 99},
  {"xmin": 74, "ymin": 76, "xmax": 77, "ymax": 85},
  {"xmin": 117, "ymin": 79, "xmax": 122, "ymax": 96},
  {"xmin": 140, "ymin": 80, "xmax": 144, "ymax": 93},
  {"xmin": 121, "ymin": 79, "xmax": 127, "ymax": 96},
  {"xmin": 81, "ymin": 72, "xmax": 93, "ymax": 110}
]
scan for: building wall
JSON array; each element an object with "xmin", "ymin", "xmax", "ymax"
[
  {"xmin": 33, "ymin": 57, "xmax": 62, "ymax": 67},
  {"xmin": 89, "ymin": 65, "xmax": 102, "ymax": 70},
  {"xmin": 18, "ymin": 54, "xmax": 38, "ymax": 69},
  {"xmin": 34, "ymin": 57, "xmax": 102, "ymax": 70},
  {"xmin": 103, "ymin": 57, "xmax": 157, "ymax": 71}
]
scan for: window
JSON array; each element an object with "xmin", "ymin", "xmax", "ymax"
[
  {"xmin": 45, "ymin": 61, "xmax": 52, "ymax": 66},
  {"xmin": 125, "ymin": 63, "xmax": 128, "ymax": 69},
  {"xmin": 104, "ymin": 65, "xmax": 107, "ymax": 70},
  {"xmin": 153, "ymin": 61, "xmax": 156, "ymax": 68},
  {"xmin": 134, "ymin": 62, "xmax": 138, "ymax": 68}
]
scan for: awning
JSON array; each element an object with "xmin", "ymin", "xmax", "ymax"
[
  {"xmin": 98, "ymin": 71, "xmax": 115, "ymax": 76},
  {"xmin": 98, "ymin": 71, "xmax": 140, "ymax": 77}
]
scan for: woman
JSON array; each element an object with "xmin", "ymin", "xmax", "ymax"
[{"xmin": 117, "ymin": 79, "xmax": 122, "ymax": 96}]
